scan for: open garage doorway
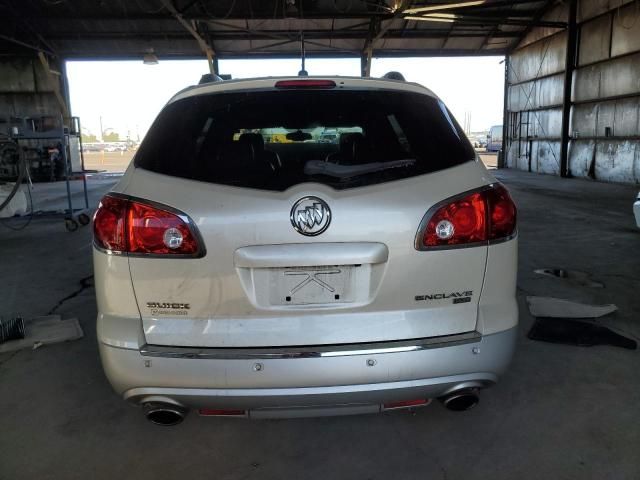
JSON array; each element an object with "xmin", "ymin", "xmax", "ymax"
[{"xmin": 66, "ymin": 56, "xmax": 504, "ymax": 174}]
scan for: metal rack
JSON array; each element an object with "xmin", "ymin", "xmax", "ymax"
[{"xmin": 6, "ymin": 115, "xmax": 91, "ymax": 231}]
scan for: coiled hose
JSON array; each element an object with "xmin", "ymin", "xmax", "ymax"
[{"xmin": 0, "ymin": 141, "xmax": 26, "ymax": 213}]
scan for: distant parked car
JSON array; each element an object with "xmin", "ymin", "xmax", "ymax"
[
  {"xmin": 319, "ymin": 133, "xmax": 338, "ymax": 144},
  {"xmin": 634, "ymin": 192, "xmax": 640, "ymax": 228},
  {"xmin": 104, "ymin": 143, "xmax": 127, "ymax": 152},
  {"xmin": 82, "ymin": 143, "xmax": 102, "ymax": 153},
  {"xmin": 93, "ymin": 75, "xmax": 518, "ymax": 424},
  {"xmin": 486, "ymin": 125, "xmax": 502, "ymax": 152}
]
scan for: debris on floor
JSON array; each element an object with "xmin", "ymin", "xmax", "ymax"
[
  {"xmin": 528, "ymin": 317, "xmax": 637, "ymax": 350},
  {"xmin": 526, "ymin": 296, "xmax": 617, "ymax": 318},
  {"xmin": 0, "ymin": 315, "xmax": 83, "ymax": 353},
  {"xmin": 534, "ymin": 268, "xmax": 604, "ymax": 288}
]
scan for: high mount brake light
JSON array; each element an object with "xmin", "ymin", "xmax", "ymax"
[
  {"xmin": 416, "ymin": 184, "xmax": 517, "ymax": 250},
  {"xmin": 93, "ymin": 195, "xmax": 204, "ymax": 257},
  {"xmin": 274, "ymin": 79, "xmax": 337, "ymax": 89}
]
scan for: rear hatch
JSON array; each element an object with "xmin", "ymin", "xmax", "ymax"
[{"xmin": 121, "ymin": 80, "xmax": 490, "ymax": 347}]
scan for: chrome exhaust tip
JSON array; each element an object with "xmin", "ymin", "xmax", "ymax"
[
  {"xmin": 143, "ymin": 402, "xmax": 187, "ymax": 426},
  {"xmin": 440, "ymin": 388, "xmax": 480, "ymax": 412}
]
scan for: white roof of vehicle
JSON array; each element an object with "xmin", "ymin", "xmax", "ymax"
[{"xmin": 170, "ymin": 76, "xmax": 438, "ymax": 104}]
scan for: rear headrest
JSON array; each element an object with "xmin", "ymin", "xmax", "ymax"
[
  {"xmin": 340, "ymin": 132, "xmax": 364, "ymax": 152},
  {"xmin": 238, "ymin": 133, "xmax": 265, "ymax": 152},
  {"xmin": 217, "ymin": 141, "xmax": 255, "ymax": 168},
  {"xmin": 338, "ymin": 132, "xmax": 368, "ymax": 165}
]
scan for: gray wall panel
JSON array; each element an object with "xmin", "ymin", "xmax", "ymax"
[
  {"xmin": 600, "ymin": 53, "xmax": 640, "ymax": 98},
  {"xmin": 578, "ymin": 0, "xmax": 635, "ymax": 23},
  {"xmin": 0, "ymin": 56, "xmax": 65, "ymax": 134},
  {"xmin": 611, "ymin": 3, "xmax": 640, "ymax": 57},
  {"xmin": 575, "ymin": 97, "xmax": 640, "ymax": 137},
  {"xmin": 531, "ymin": 140, "xmax": 562, "ymax": 174},
  {"xmin": 569, "ymin": 140, "xmax": 596, "ymax": 177},
  {"xmin": 518, "ymin": 4, "xmax": 568, "ymax": 48},
  {"xmin": 613, "ymin": 97, "xmax": 640, "ymax": 136},
  {"xmin": 578, "ymin": 14, "xmax": 612, "ymax": 66},
  {"xmin": 573, "ymin": 53, "xmax": 640, "ymax": 101},
  {"xmin": 532, "ymin": 108, "xmax": 563, "ymax": 137},
  {"xmin": 0, "ymin": 59, "xmax": 38, "ymax": 93},
  {"xmin": 572, "ymin": 103, "xmax": 599, "ymax": 136},
  {"xmin": 508, "ymin": 74, "xmax": 564, "ymax": 110},
  {"xmin": 594, "ymin": 140, "xmax": 639, "ymax": 182},
  {"xmin": 509, "ymin": 32, "xmax": 567, "ymax": 83}
]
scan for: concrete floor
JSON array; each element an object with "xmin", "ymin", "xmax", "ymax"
[{"xmin": 1, "ymin": 169, "xmax": 639, "ymax": 480}]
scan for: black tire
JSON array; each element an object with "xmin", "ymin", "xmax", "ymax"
[
  {"xmin": 65, "ymin": 218, "xmax": 79, "ymax": 232},
  {"xmin": 77, "ymin": 213, "xmax": 90, "ymax": 226}
]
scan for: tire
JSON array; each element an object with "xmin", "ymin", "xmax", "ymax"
[
  {"xmin": 78, "ymin": 213, "xmax": 90, "ymax": 226},
  {"xmin": 65, "ymin": 218, "xmax": 79, "ymax": 232}
]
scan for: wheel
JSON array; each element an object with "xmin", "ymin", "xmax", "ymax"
[
  {"xmin": 65, "ymin": 218, "xmax": 79, "ymax": 232},
  {"xmin": 77, "ymin": 213, "xmax": 90, "ymax": 226}
]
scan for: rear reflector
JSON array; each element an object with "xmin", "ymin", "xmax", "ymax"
[
  {"xmin": 275, "ymin": 79, "xmax": 336, "ymax": 89},
  {"xmin": 198, "ymin": 408, "xmax": 247, "ymax": 417},
  {"xmin": 383, "ymin": 399, "xmax": 431, "ymax": 410},
  {"xmin": 93, "ymin": 194, "xmax": 204, "ymax": 257},
  {"xmin": 416, "ymin": 184, "xmax": 516, "ymax": 250}
]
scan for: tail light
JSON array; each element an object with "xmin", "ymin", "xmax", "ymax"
[
  {"xmin": 93, "ymin": 194, "xmax": 205, "ymax": 257},
  {"xmin": 416, "ymin": 184, "xmax": 516, "ymax": 250}
]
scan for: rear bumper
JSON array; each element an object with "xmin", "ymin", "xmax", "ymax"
[{"xmin": 99, "ymin": 326, "xmax": 517, "ymax": 415}]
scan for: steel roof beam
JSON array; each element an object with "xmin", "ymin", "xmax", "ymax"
[{"xmin": 160, "ymin": 0, "xmax": 216, "ymax": 73}]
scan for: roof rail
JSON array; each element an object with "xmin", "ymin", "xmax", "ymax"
[{"xmin": 381, "ymin": 71, "xmax": 406, "ymax": 81}]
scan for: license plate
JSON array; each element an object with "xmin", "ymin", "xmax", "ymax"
[{"xmin": 269, "ymin": 265, "xmax": 354, "ymax": 305}]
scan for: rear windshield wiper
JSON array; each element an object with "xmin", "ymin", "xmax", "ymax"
[{"xmin": 304, "ymin": 159, "xmax": 416, "ymax": 179}]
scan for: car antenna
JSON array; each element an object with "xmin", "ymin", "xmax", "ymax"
[{"xmin": 298, "ymin": 32, "xmax": 308, "ymax": 77}]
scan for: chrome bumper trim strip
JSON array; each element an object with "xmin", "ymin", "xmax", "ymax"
[{"xmin": 140, "ymin": 331, "xmax": 481, "ymax": 360}]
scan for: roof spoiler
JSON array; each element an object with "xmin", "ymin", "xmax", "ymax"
[
  {"xmin": 381, "ymin": 71, "xmax": 406, "ymax": 81},
  {"xmin": 198, "ymin": 73, "xmax": 232, "ymax": 85}
]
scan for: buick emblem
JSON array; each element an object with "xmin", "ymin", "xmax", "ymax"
[{"xmin": 290, "ymin": 196, "xmax": 331, "ymax": 236}]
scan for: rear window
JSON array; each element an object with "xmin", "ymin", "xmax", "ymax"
[{"xmin": 135, "ymin": 89, "xmax": 475, "ymax": 191}]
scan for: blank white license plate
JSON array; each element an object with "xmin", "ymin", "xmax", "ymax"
[{"xmin": 269, "ymin": 265, "xmax": 354, "ymax": 305}]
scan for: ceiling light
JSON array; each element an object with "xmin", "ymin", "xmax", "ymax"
[
  {"xmin": 404, "ymin": 1, "xmax": 485, "ymax": 14},
  {"xmin": 405, "ymin": 15, "xmax": 456, "ymax": 23},
  {"xmin": 423, "ymin": 13, "xmax": 456, "ymax": 18}
]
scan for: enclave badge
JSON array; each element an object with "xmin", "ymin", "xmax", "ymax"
[{"xmin": 290, "ymin": 196, "xmax": 331, "ymax": 236}]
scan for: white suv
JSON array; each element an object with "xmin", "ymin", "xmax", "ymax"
[{"xmin": 93, "ymin": 76, "xmax": 518, "ymax": 425}]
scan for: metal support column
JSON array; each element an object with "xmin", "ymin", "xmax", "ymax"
[
  {"xmin": 213, "ymin": 56, "xmax": 220, "ymax": 77},
  {"xmin": 360, "ymin": 50, "xmax": 372, "ymax": 77},
  {"xmin": 59, "ymin": 60, "xmax": 72, "ymax": 120},
  {"xmin": 559, "ymin": 0, "xmax": 578, "ymax": 178},
  {"xmin": 499, "ymin": 57, "xmax": 509, "ymax": 169}
]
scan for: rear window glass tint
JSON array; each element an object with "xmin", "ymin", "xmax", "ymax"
[{"xmin": 135, "ymin": 89, "xmax": 475, "ymax": 191}]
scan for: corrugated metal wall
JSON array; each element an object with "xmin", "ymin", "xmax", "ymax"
[
  {"xmin": 0, "ymin": 57, "xmax": 64, "ymax": 135},
  {"xmin": 505, "ymin": 0, "xmax": 640, "ymax": 184}
]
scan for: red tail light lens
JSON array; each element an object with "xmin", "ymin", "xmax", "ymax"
[
  {"xmin": 417, "ymin": 184, "xmax": 516, "ymax": 250},
  {"xmin": 275, "ymin": 79, "xmax": 336, "ymax": 89},
  {"xmin": 93, "ymin": 195, "xmax": 127, "ymax": 251},
  {"xmin": 93, "ymin": 194, "xmax": 204, "ymax": 257},
  {"xmin": 486, "ymin": 185, "xmax": 517, "ymax": 240},
  {"xmin": 423, "ymin": 192, "xmax": 486, "ymax": 247}
]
